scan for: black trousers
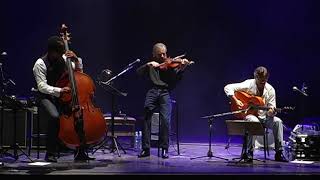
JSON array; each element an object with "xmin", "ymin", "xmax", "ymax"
[
  {"xmin": 142, "ymin": 87, "xmax": 172, "ymax": 150},
  {"xmin": 39, "ymin": 98, "xmax": 60, "ymax": 155}
]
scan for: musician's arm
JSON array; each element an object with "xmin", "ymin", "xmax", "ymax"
[
  {"xmin": 136, "ymin": 63, "xmax": 149, "ymax": 76},
  {"xmin": 266, "ymin": 88, "xmax": 277, "ymax": 116},
  {"xmin": 224, "ymin": 80, "xmax": 252, "ymax": 107},
  {"xmin": 33, "ymin": 59, "xmax": 62, "ymax": 97},
  {"xmin": 224, "ymin": 80, "xmax": 251, "ymax": 97},
  {"xmin": 63, "ymin": 53, "xmax": 83, "ymax": 72},
  {"xmin": 75, "ymin": 57, "xmax": 83, "ymax": 72}
]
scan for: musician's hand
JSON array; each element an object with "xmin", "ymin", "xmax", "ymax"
[
  {"xmin": 65, "ymin": 50, "xmax": 78, "ymax": 59},
  {"xmin": 179, "ymin": 58, "xmax": 189, "ymax": 71},
  {"xmin": 180, "ymin": 58, "xmax": 190, "ymax": 65},
  {"xmin": 61, "ymin": 87, "xmax": 71, "ymax": 93},
  {"xmin": 147, "ymin": 61, "xmax": 160, "ymax": 68},
  {"xmin": 267, "ymin": 108, "xmax": 276, "ymax": 117},
  {"xmin": 232, "ymin": 95, "xmax": 244, "ymax": 108},
  {"xmin": 235, "ymin": 99, "xmax": 244, "ymax": 108}
]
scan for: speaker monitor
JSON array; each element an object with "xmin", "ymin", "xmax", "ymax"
[
  {"xmin": 0, "ymin": 109, "xmax": 27, "ymax": 148},
  {"xmin": 0, "ymin": 107, "xmax": 48, "ymax": 149}
]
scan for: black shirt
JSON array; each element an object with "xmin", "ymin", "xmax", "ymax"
[{"xmin": 136, "ymin": 63, "xmax": 183, "ymax": 91}]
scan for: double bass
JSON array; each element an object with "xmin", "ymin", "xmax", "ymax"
[{"xmin": 56, "ymin": 24, "xmax": 106, "ymax": 150}]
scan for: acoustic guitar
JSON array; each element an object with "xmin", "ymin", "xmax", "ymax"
[{"xmin": 230, "ymin": 91, "xmax": 294, "ymax": 119}]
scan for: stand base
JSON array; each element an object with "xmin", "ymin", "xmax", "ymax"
[
  {"xmin": 232, "ymin": 153, "xmax": 266, "ymax": 163},
  {"xmin": 92, "ymin": 136, "xmax": 126, "ymax": 157},
  {"xmin": 190, "ymin": 150, "xmax": 229, "ymax": 161},
  {"xmin": 109, "ymin": 136, "xmax": 126, "ymax": 157},
  {"xmin": 1, "ymin": 143, "xmax": 33, "ymax": 162}
]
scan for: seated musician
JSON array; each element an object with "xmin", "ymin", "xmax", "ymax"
[
  {"xmin": 32, "ymin": 36, "xmax": 84, "ymax": 162},
  {"xmin": 224, "ymin": 66, "xmax": 287, "ymax": 162}
]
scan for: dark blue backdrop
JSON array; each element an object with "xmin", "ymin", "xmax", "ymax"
[{"xmin": 1, "ymin": 0, "xmax": 319, "ymax": 142}]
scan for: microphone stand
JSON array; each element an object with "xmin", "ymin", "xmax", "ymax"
[
  {"xmin": 293, "ymin": 83, "xmax": 309, "ymax": 125},
  {"xmin": 101, "ymin": 64, "xmax": 136, "ymax": 86},
  {"xmin": 93, "ymin": 61, "xmax": 138, "ymax": 157},
  {"xmin": 190, "ymin": 108, "xmax": 250, "ymax": 161}
]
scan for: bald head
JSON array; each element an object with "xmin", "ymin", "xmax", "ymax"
[{"xmin": 152, "ymin": 43, "xmax": 167, "ymax": 61}]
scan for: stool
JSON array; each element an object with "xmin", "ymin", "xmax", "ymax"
[
  {"xmin": 27, "ymin": 105, "xmax": 47, "ymax": 159},
  {"xmin": 104, "ymin": 114, "xmax": 136, "ymax": 147},
  {"xmin": 151, "ymin": 112, "xmax": 180, "ymax": 157},
  {"xmin": 226, "ymin": 120, "xmax": 267, "ymax": 163},
  {"xmin": 253, "ymin": 126, "xmax": 274, "ymax": 159}
]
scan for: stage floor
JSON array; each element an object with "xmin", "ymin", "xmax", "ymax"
[{"xmin": 0, "ymin": 141, "xmax": 320, "ymax": 175}]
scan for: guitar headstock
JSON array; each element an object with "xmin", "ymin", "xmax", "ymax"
[
  {"xmin": 278, "ymin": 106, "xmax": 295, "ymax": 114},
  {"xmin": 60, "ymin": 24, "xmax": 71, "ymax": 42}
]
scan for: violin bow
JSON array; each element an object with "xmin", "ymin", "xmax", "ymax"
[{"xmin": 172, "ymin": 53, "xmax": 186, "ymax": 60}]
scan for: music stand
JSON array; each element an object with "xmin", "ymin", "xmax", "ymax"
[
  {"xmin": 190, "ymin": 108, "xmax": 250, "ymax": 161},
  {"xmin": 225, "ymin": 120, "xmax": 266, "ymax": 163},
  {"xmin": 92, "ymin": 63, "xmax": 137, "ymax": 157},
  {"xmin": 0, "ymin": 56, "xmax": 33, "ymax": 162},
  {"xmin": 190, "ymin": 113, "xmax": 234, "ymax": 161},
  {"xmin": 99, "ymin": 83, "xmax": 127, "ymax": 157}
]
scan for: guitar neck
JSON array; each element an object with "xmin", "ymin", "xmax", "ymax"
[{"xmin": 250, "ymin": 105, "xmax": 293, "ymax": 113}]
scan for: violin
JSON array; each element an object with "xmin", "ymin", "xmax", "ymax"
[{"xmin": 158, "ymin": 54, "xmax": 194, "ymax": 70}]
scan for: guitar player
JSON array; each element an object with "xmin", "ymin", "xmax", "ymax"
[{"xmin": 224, "ymin": 66, "xmax": 287, "ymax": 162}]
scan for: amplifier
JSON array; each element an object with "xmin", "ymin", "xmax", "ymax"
[
  {"xmin": 0, "ymin": 108, "xmax": 28, "ymax": 148},
  {"xmin": 287, "ymin": 124, "xmax": 320, "ymax": 161},
  {"xmin": 0, "ymin": 107, "xmax": 48, "ymax": 149}
]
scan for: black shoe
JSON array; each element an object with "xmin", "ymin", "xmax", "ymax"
[
  {"xmin": 242, "ymin": 153, "xmax": 253, "ymax": 163},
  {"xmin": 45, "ymin": 153, "xmax": 57, "ymax": 163},
  {"xmin": 275, "ymin": 151, "xmax": 288, "ymax": 162},
  {"xmin": 74, "ymin": 151, "xmax": 95, "ymax": 161},
  {"xmin": 162, "ymin": 149, "xmax": 169, "ymax": 159},
  {"xmin": 138, "ymin": 149, "xmax": 150, "ymax": 158}
]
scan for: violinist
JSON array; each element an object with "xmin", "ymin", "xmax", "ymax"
[
  {"xmin": 136, "ymin": 43, "xmax": 192, "ymax": 159},
  {"xmin": 224, "ymin": 66, "xmax": 287, "ymax": 162},
  {"xmin": 32, "ymin": 36, "xmax": 83, "ymax": 162}
]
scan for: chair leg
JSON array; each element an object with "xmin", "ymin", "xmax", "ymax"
[
  {"xmin": 131, "ymin": 125, "xmax": 135, "ymax": 148},
  {"xmin": 158, "ymin": 117, "xmax": 161, "ymax": 157},
  {"xmin": 37, "ymin": 108, "xmax": 40, "ymax": 159},
  {"xmin": 266, "ymin": 130, "xmax": 269, "ymax": 156},
  {"xmin": 263, "ymin": 133, "xmax": 267, "ymax": 160}
]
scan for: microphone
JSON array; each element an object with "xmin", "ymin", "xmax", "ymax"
[
  {"xmin": 8, "ymin": 79, "xmax": 15, "ymax": 86},
  {"xmin": 127, "ymin": 59, "xmax": 141, "ymax": 67},
  {"xmin": 31, "ymin": 87, "xmax": 39, "ymax": 92},
  {"xmin": 293, "ymin": 86, "xmax": 308, "ymax": 97},
  {"xmin": 102, "ymin": 69, "xmax": 112, "ymax": 75},
  {"xmin": 0, "ymin": 52, "xmax": 7, "ymax": 65}
]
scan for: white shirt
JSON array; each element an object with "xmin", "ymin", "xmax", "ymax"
[
  {"xmin": 32, "ymin": 55, "xmax": 83, "ymax": 97},
  {"xmin": 224, "ymin": 79, "xmax": 276, "ymax": 119}
]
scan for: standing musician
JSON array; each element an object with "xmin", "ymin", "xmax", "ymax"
[
  {"xmin": 136, "ymin": 43, "xmax": 193, "ymax": 159},
  {"xmin": 224, "ymin": 66, "xmax": 287, "ymax": 162},
  {"xmin": 32, "ymin": 36, "xmax": 84, "ymax": 162}
]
